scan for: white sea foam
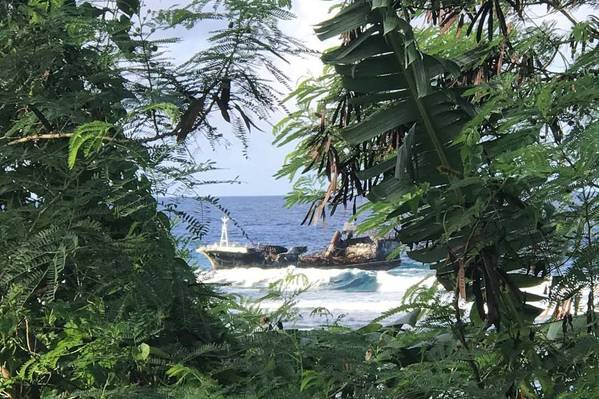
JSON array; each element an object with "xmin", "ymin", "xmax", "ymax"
[
  {"xmin": 197, "ymin": 266, "xmax": 435, "ymax": 328},
  {"xmin": 198, "ymin": 266, "xmax": 433, "ymax": 293},
  {"xmin": 198, "ymin": 266, "xmax": 558, "ymax": 329}
]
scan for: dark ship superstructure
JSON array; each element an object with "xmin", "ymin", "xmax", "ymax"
[{"xmin": 197, "ymin": 217, "xmax": 401, "ymax": 271}]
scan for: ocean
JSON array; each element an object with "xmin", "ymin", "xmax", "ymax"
[{"xmin": 165, "ymin": 196, "xmax": 433, "ymax": 329}]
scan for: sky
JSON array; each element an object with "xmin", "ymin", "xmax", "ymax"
[
  {"xmin": 144, "ymin": 1, "xmax": 590, "ymax": 197},
  {"xmin": 144, "ymin": 0, "xmax": 335, "ymax": 197}
]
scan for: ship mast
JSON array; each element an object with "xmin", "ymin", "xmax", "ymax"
[{"xmin": 219, "ymin": 216, "xmax": 230, "ymax": 247}]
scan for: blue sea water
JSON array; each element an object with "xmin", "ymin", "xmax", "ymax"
[{"xmin": 164, "ymin": 196, "xmax": 433, "ymax": 328}]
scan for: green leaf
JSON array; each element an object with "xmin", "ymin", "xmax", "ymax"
[
  {"xmin": 368, "ymin": 176, "xmax": 408, "ymax": 202},
  {"xmin": 393, "ymin": 309, "xmax": 421, "ymax": 326},
  {"xmin": 68, "ymin": 121, "xmax": 112, "ymax": 169},
  {"xmin": 342, "ymin": 101, "xmax": 417, "ymax": 144},
  {"xmin": 357, "ymin": 322, "xmax": 383, "ymax": 333},
  {"xmin": 314, "ymin": 1, "xmax": 371, "ymax": 41},
  {"xmin": 408, "ymin": 245, "xmax": 448, "ymax": 263},
  {"xmin": 356, "ymin": 156, "xmax": 396, "ymax": 180},
  {"xmin": 136, "ymin": 102, "xmax": 181, "ymax": 125},
  {"xmin": 342, "ymin": 74, "xmax": 407, "ymax": 93},
  {"xmin": 322, "ymin": 35, "xmax": 389, "ymax": 65},
  {"xmin": 300, "ymin": 370, "xmax": 323, "ymax": 392},
  {"xmin": 117, "ymin": 0, "xmax": 140, "ymax": 16},
  {"xmin": 349, "ymin": 91, "xmax": 408, "ymax": 106},
  {"xmin": 133, "ymin": 343, "xmax": 151, "ymax": 361},
  {"xmin": 335, "ymin": 54, "xmax": 400, "ymax": 78},
  {"xmin": 383, "ymin": 15, "xmax": 398, "ymax": 34}
]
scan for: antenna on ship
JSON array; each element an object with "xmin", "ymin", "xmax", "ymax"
[{"xmin": 219, "ymin": 216, "xmax": 230, "ymax": 247}]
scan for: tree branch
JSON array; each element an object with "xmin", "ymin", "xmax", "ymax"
[
  {"xmin": 6, "ymin": 133, "xmax": 116, "ymax": 146},
  {"xmin": 6, "ymin": 133, "xmax": 73, "ymax": 145}
]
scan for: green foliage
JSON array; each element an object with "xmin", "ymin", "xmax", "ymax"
[
  {"xmin": 275, "ymin": 0, "xmax": 599, "ymax": 397},
  {"xmin": 144, "ymin": 0, "xmax": 304, "ymax": 145},
  {"xmin": 0, "ymin": 0, "xmax": 301, "ymax": 397},
  {"xmin": 1, "ymin": 0, "xmax": 598, "ymax": 398},
  {"xmin": 68, "ymin": 121, "xmax": 113, "ymax": 169}
]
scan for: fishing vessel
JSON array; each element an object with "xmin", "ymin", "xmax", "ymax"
[{"xmin": 197, "ymin": 217, "xmax": 401, "ymax": 271}]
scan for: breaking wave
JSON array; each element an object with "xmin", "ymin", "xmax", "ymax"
[
  {"xmin": 198, "ymin": 264, "xmax": 432, "ymax": 293},
  {"xmin": 195, "ymin": 260, "xmax": 437, "ymax": 328}
]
